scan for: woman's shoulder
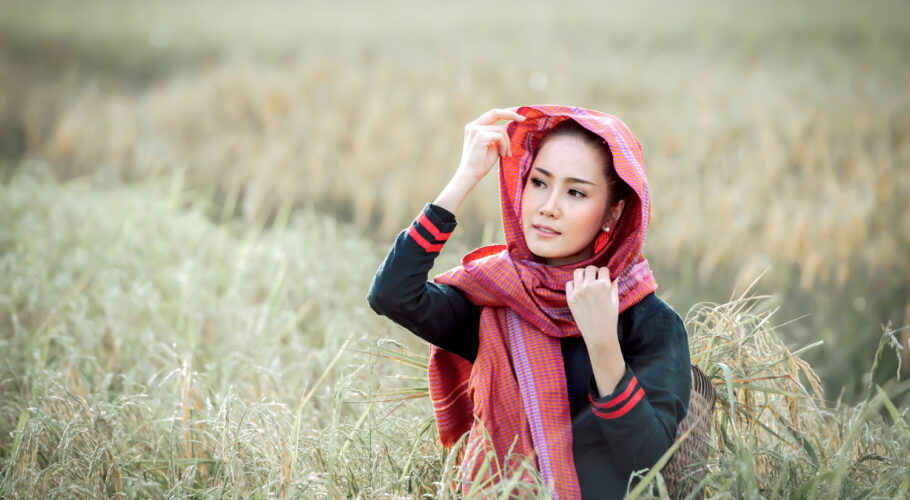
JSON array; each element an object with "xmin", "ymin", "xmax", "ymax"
[
  {"xmin": 618, "ymin": 293, "xmax": 690, "ymax": 366},
  {"xmin": 621, "ymin": 292, "xmax": 686, "ymax": 336}
]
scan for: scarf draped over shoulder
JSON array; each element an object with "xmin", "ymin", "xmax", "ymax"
[{"xmin": 429, "ymin": 105, "xmax": 657, "ymax": 499}]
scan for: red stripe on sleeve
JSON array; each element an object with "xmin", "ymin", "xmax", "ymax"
[
  {"xmin": 417, "ymin": 212, "xmax": 452, "ymax": 241},
  {"xmin": 588, "ymin": 376, "xmax": 639, "ymax": 410},
  {"xmin": 591, "ymin": 388, "xmax": 645, "ymax": 420},
  {"xmin": 408, "ymin": 225, "xmax": 444, "ymax": 253}
]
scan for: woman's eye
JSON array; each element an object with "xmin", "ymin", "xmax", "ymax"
[
  {"xmin": 531, "ymin": 178, "xmax": 546, "ymax": 188},
  {"xmin": 568, "ymin": 189, "xmax": 586, "ymax": 198}
]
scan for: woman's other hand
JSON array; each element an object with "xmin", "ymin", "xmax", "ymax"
[
  {"xmin": 566, "ymin": 266, "xmax": 619, "ymax": 346},
  {"xmin": 566, "ymin": 266, "xmax": 626, "ymax": 396},
  {"xmin": 433, "ymin": 109, "xmax": 525, "ymax": 216}
]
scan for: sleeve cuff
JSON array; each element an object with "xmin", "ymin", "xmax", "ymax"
[
  {"xmin": 427, "ymin": 203, "xmax": 458, "ymax": 226},
  {"xmin": 406, "ymin": 203, "xmax": 457, "ymax": 253},
  {"xmin": 587, "ymin": 366, "xmax": 646, "ymax": 420}
]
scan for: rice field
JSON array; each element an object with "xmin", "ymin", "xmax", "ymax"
[
  {"xmin": 2, "ymin": 167, "xmax": 908, "ymax": 498},
  {"xmin": 3, "ymin": 0, "xmax": 909, "ymax": 400},
  {"xmin": 1, "ymin": 0, "xmax": 909, "ymax": 497}
]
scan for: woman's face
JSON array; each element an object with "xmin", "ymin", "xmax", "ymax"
[{"xmin": 520, "ymin": 135, "xmax": 614, "ymax": 267}]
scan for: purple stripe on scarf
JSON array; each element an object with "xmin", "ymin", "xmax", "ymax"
[
  {"xmin": 506, "ymin": 309, "xmax": 558, "ymax": 499},
  {"xmin": 606, "ymin": 119, "xmax": 645, "ymax": 179}
]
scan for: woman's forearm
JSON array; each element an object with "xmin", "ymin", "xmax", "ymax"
[
  {"xmin": 586, "ymin": 338, "xmax": 627, "ymax": 396},
  {"xmin": 433, "ymin": 171, "xmax": 481, "ymax": 217}
]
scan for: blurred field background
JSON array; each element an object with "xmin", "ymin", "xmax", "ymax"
[{"xmin": 2, "ymin": 0, "xmax": 909, "ymax": 497}]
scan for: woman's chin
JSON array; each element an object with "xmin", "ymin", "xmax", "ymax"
[
  {"xmin": 525, "ymin": 239, "xmax": 557, "ymax": 259},
  {"xmin": 526, "ymin": 240, "xmax": 594, "ymax": 267},
  {"xmin": 527, "ymin": 244, "xmax": 568, "ymax": 265}
]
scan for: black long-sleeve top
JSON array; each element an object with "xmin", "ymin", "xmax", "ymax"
[{"xmin": 367, "ymin": 203, "xmax": 691, "ymax": 499}]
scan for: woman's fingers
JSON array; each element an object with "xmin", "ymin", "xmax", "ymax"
[
  {"xmin": 474, "ymin": 125, "xmax": 511, "ymax": 156},
  {"xmin": 473, "ymin": 108, "xmax": 526, "ymax": 126},
  {"xmin": 451, "ymin": 108, "xmax": 524, "ymax": 191},
  {"xmin": 583, "ymin": 265, "xmax": 599, "ymax": 284},
  {"xmin": 483, "ymin": 128, "xmax": 511, "ymax": 157},
  {"xmin": 569, "ymin": 267, "xmax": 617, "ymax": 298},
  {"xmin": 466, "ymin": 123, "xmax": 511, "ymax": 156}
]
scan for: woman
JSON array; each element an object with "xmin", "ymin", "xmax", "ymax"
[{"xmin": 367, "ymin": 106, "xmax": 691, "ymax": 499}]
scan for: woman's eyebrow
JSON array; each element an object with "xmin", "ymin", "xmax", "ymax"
[{"xmin": 534, "ymin": 167, "xmax": 596, "ymax": 186}]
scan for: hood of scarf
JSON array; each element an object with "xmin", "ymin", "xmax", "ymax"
[{"xmin": 429, "ymin": 105, "xmax": 657, "ymax": 499}]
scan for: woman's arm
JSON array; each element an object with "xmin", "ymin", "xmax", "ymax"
[
  {"xmin": 566, "ymin": 265, "xmax": 627, "ymax": 395},
  {"xmin": 368, "ymin": 108, "xmax": 526, "ymax": 359},
  {"xmin": 587, "ymin": 296, "xmax": 692, "ymax": 470},
  {"xmin": 367, "ymin": 203, "xmax": 480, "ymax": 362},
  {"xmin": 567, "ymin": 266, "xmax": 691, "ymax": 470}
]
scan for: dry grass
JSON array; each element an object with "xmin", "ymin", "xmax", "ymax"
[
  {"xmin": 3, "ymin": 5, "xmax": 908, "ymax": 388},
  {"xmin": 0, "ymin": 168, "xmax": 446, "ymax": 498},
  {"xmin": 2, "ymin": 1, "xmax": 910, "ymax": 497},
  {"xmin": 682, "ymin": 296, "xmax": 910, "ymax": 498},
  {"xmin": 7, "ymin": 1, "xmax": 910, "ymax": 399},
  {"xmin": 1, "ymin": 156, "xmax": 908, "ymax": 499}
]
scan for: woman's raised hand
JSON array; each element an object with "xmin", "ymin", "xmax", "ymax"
[
  {"xmin": 434, "ymin": 108, "xmax": 525, "ymax": 216},
  {"xmin": 457, "ymin": 108, "xmax": 526, "ymax": 183}
]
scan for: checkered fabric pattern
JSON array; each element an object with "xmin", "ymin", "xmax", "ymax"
[{"xmin": 429, "ymin": 106, "xmax": 658, "ymax": 499}]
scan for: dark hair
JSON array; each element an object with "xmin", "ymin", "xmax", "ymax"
[{"xmin": 535, "ymin": 119, "xmax": 631, "ymax": 208}]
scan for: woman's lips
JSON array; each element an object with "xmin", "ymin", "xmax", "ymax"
[{"xmin": 533, "ymin": 224, "xmax": 561, "ymax": 237}]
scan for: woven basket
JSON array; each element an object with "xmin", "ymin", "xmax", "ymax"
[{"xmin": 662, "ymin": 364, "xmax": 716, "ymax": 498}]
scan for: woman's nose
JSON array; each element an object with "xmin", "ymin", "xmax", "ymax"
[{"xmin": 538, "ymin": 191, "xmax": 560, "ymax": 218}]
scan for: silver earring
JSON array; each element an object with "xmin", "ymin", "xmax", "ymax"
[{"xmin": 603, "ymin": 226, "xmax": 610, "ymax": 232}]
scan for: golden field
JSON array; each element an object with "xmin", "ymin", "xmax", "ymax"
[
  {"xmin": 3, "ymin": 0, "xmax": 907, "ymax": 398},
  {"xmin": 1, "ymin": 2, "xmax": 910, "ymax": 496},
  {"xmin": 4, "ymin": 1, "xmax": 907, "ymax": 282}
]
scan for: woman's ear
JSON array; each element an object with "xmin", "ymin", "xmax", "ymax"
[{"xmin": 609, "ymin": 199, "xmax": 626, "ymax": 227}]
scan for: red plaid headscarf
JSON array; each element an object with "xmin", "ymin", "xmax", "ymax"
[{"xmin": 429, "ymin": 105, "xmax": 658, "ymax": 499}]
